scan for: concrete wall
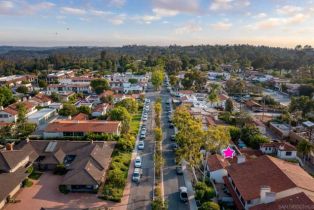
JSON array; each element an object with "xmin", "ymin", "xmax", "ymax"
[
  {"xmin": 210, "ymin": 169, "xmax": 228, "ymax": 184},
  {"xmin": 277, "ymin": 150, "xmax": 297, "ymax": 159}
]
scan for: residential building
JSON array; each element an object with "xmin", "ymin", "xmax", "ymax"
[
  {"xmin": 223, "ymin": 155, "xmax": 314, "ymax": 210},
  {"xmin": 43, "ymin": 120, "xmax": 121, "ymax": 138},
  {"xmin": 46, "ymin": 70, "xmax": 74, "ymax": 83},
  {"xmin": 30, "ymin": 93, "xmax": 52, "ymax": 107},
  {"xmin": 47, "ymin": 84, "xmax": 91, "ymax": 94},
  {"xmin": 208, "ymin": 72, "xmax": 231, "ymax": 80},
  {"xmin": 0, "ymin": 75, "xmax": 37, "ymax": 87},
  {"xmin": 0, "ymin": 101, "xmax": 37, "ymax": 123},
  {"xmin": 92, "ymin": 103, "xmax": 109, "ymax": 117},
  {"xmin": 260, "ymin": 142, "xmax": 297, "ymax": 160},
  {"xmin": 27, "ymin": 108, "xmax": 57, "ymax": 125},
  {"xmin": 206, "ymin": 154, "xmax": 230, "ymax": 183},
  {"xmin": 269, "ymin": 122, "xmax": 291, "ymax": 139}
]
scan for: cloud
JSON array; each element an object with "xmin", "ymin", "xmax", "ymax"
[
  {"xmin": 276, "ymin": 5, "xmax": 302, "ymax": 15},
  {"xmin": 209, "ymin": 0, "xmax": 250, "ymax": 11},
  {"xmin": 211, "ymin": 21, "xmax": 232, "ymax": 30},
  {"xmin": 175, "ymin": 21, "xmax": 202, "ymax": 34},
  {"xmin": 152, "ymin": 0, "xmax": 200, "ymax": 14},
  {"xmin": 109, "ymin": 0, "xmax": 126, "ymax": 7},
  {"xmin": 134, "ymin": 7, "xmax": 178, "ymax": 24},
  {"xmin": 60, "ymin": 7, "xmax": 86, "ymax": 16},
  {"xmin": 109, "ymin": 14, "xmax": 126, "ymax": 25},
  {"xmin": 0, "ymin": 1, "xmax": 55, "ymax": 15},
  {"xmin": 254, "ymin": 13, "xmax": 267, "ymax": 19},
  {"xmin": 90, "ymin": 9, "xmax": 113, "ymax": 17},
  {"xmin": 252, "ymin": 13, "xmax": 309, "ymax": 29}
]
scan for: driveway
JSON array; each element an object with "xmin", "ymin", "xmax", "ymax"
[{"xmin": 5, "ymin": 173, "xmax": 118, "ymax": 210}]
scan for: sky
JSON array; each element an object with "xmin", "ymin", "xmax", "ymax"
[{"xmin": 0, "ymin": 0, "xmax": 314, "ymax": 47}]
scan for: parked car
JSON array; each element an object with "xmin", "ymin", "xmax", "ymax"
[
  {"xmin": 134, "ymin": 156, "xmax": 142, "ymax": 168},
  {"xmin": 143, "ymin": 116, "xmax": 148, "ymax": 121},
  {"xmin": 132, "ymin": 168, "xmax": 142, "ymax": 183},
  {"xmin": 170, "ymin": 135, "xmax": 175, "ymax": 141},
  {"xmin": 176, "ymin": 165, "xmax": 183, "ymax": 175},
  {"xmin": 171, "ymin": 143, "xmax": 178, "ymax": 151},
  {"xmin": 169, "ymin": 123, "xmax": 174, "ymax": 128},
  {"xmin": 140, "ymin": 133, "xmax": 146, "ymax": 139},
  {"xmin": 179, "ymin": 187, "xmax": 188, "ymax": 202},
  {"xmin": 140, "ymin": 129, "xmax": 146, "ymax": 135},
  {"xmin": 138, "ymin": 141, "xmax": 145, "ymax": 150}
]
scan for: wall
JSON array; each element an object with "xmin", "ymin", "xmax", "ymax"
[
  {"xmin": 277, "ymin": 150, "xmax": 297, "ymax": 159},
  {"xmin": 210, "ymin": 169, "xmax": 228, "ymax": 184},
  {"xmin": 43, "ymin": 132, "xmax": 63, "ymax": 139}
]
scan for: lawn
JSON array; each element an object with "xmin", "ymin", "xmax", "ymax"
[{"xmin": 130, "ymin": 112, "xmax": 141, "ymax": 135}]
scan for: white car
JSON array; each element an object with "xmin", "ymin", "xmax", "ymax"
[
  {"xmin": 132, "ymin": 168, "xmax": 142, "ymax": 183},
  {"xmin": 140, "ymin": 133, "xmax": 146, "ymax": 139},
  {"xmin": 142, "ymin": 116, "xmax": 148, "ymax": 121},
  {"xmin": 140, "ymin": 129, "xmax": 146, "ymax": 135},
  {"xmin": 138, "ymin": 141, "xmax": 145, "ymax": 150},
  {"xmin": 134, "ymin": 156, "xmax": 142, "ymax": 168}
]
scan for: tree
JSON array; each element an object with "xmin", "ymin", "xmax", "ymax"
[
  {"xmin": 108, "ymin": 107, "xmax": 131, "ymax": 134},
  {"xmin": 297, "ymin": 140, "xmax": 314, "ymax": 162},
  {"xmin": 225, "ymin": 98, "xmax": 234, "ymax": 112},
  {"xmin": 199, "ymin": 202, "xmax": 220, "ymax": 210},
  {"xmin": 101, "ymin": 95, "xmax": 113, "ymax": 104},
  {"xmin": 181, "ymin": 70, "xmax": 207, "ymax": 91},
  {"xmin": 77, "ymin": 105, "xmax": 91, "ymax": 115},
  {"xmin": 15, "ymin": 103, "xmax": 36, "ymax": 139},
  {"xmin": 128, "ymin": 78, "xmax": 138, "ymax": 84},
  {"xmin": 0, "ymin": 86, "xmax": 15, "ymax": 107},
  {"xmin": 116, "ymin": 98, "xmax": 138, "ymax": 114},
  {"xmin": 38, "ymin": 80, "xmax": 48, "ymax": 88},
  {"xmin": 91, "ymin": 79, "xmax": 110, "ymax": 94},
  {"xmin": 59, "ymin": 103, "xmax": 77, "ymax": 116},
  {"xmin": 151, "ymin": 68, "xmax": 164, "ymax": 90},
  {"xmin": 16, "ymin": 86, "xmax": 29, "ymax": 94},
  {"xmin": 165, "ymin": 59, "xmax": 182, "ymax": 75},
  {"xmin": 208, "ymin": 89, "xmax": 219, "ymax": 107},
  {"xmin": 50, "ymin": 92, "xmax": 61, "ymax": 102}
]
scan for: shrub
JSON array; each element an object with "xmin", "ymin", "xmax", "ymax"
[
  {"xmin": 103, "ymin": 185, "xmax": 123, "ymax": 202},
  {"xmin": 22, "ymin": 178, "xmax": 33, "ymax": 187},
  {"xmin": 199, "ymin": 201, "xmax": 220, "ymax": 210},
  {"xmin": 116, "ymin": 135, "xmax": 135, "ymax": 152},
  {"xmin": 195, "ymin": 182, "xmax": 216, "ymax": 203},
  {"xmin": 26, "ymin": 165, "xmax": 34, "ymax": 174},
  {"xmin": 107, "ymin": 169, "xmax": 126, "ymax": 188},
  {"xmin": 59, "ymin": 185, "xmax": 69, "ymax": 194},
  {"xmin": 152, "ymin": 197, "xmax": 167, "ymax": 210},
  {"xmin": 54, "ymin": 164, "xmax": 67, "ymax": 175}
]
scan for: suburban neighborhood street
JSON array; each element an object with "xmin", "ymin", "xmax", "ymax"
[
  {"xmin": 161, "ymin": 87, "xmax": 189, "ymax": 210},
  {"xmin": 127, "ymin": 87, "xmax": 157, "ymax": 210}
]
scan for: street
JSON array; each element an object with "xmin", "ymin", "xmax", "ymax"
[
  {"xmin": 161, "ymin": 87, "xmax": 189, "ymax": 210},
  {"xmin": 127, "ymin": 88, "xmax": 157, "ymax": 210}
]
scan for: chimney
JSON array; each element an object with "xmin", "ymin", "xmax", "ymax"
[
  {"xmin": 90, "ymin": 139, "xmax": 94, "ymax": 144},
  {"xmin": 0, "ymin": 106, "xmax": 3, "ymax": 111},
  {"xmin": 264, "ymin": 192, "xmax": 276, "ymax": 204},
  {"xmin": 237, "ymin": 155, "xmax": 246, "ymax": 164},
  {"xmin": 260, "ymin": 186, "xmax": 271, "ymax": 203},
  {"xmin": 6, "ymin": 143, "xmax": 14, "ymax": 151}
]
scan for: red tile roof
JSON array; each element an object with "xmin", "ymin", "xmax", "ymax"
[
  {"xmin": 207, "ymin": 154, "xmax": 230, "ymax": 171},
  {"xmin": 250, "ymin": 192, "xmax": 314, "ymax": 210},
  {"xmin": 227, "ymin": 155, "xmax": 314, "ymax": 201},
  {"xmin": 93, "ymin": 103, "xmax": 109, "ymax": 112},
  {"xmin": 45, "ymin": 120, "xmax": 121, "ymax": 134},
  {"xmin": 3, "ymin": 101, "xmax": 36, "ymax": 115},
  {"xmin": 32, "ymin": 93, "xmax": 51, "ymax": 103},
  {"xmin": 72, "ymin": 113, "xmax": 89, "ymax": 120}
]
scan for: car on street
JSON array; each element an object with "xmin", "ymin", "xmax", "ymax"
[
  {"xmin": 171, "ymin": 143, "xmax": 178, "ymax": 151},
  {"xmin": 176, "ymin": 165, "xmax": 183, "ymax": 175},
  {"xmin": 179, "ymin": 187, "xmax": 188, "ymax": 202},
  {"xmin": 138, "ymin": 141, "xmax": 145, "ymax": 150},
  {"xmin": 140, "ymin": 128, "xmax": 146, "ymax": 135},
  {"xmin": 142, "ymin": 116, "xmax": 148, "ymax": 121},
  {"xmin": 169, "ymin": 123, "xmax": 174, "ymax": 128},
  {"xmin": 132, "ymin": 168, "xmax": 142, "ymax": 183},
  {"xmin": 134, "ymin": 156, "xmax": 142, "ymax": 168},
  {"xmin": 140, "ymin": 133, "xmax": 146, "ymax": 139},
  {"xmin": 170, "ymin": 135, "xmax": 175, "ymax": 141}
]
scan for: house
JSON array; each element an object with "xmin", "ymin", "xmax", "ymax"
[
  {"xmin": 47, "ymin": 70, "xmax": 74, "ymax": 83},
  {"xmin": 72, "ymin": 113, "xmax": 89, "ymax": 121},
  {"xmin": 0, "ymin": 101, "xmax": 37, "ymax": 123},
  {"xmin": 223, "ymin": 155, "xmax": 314, "ymax": 210},
  {"xmin": 269, "ymin": 122, "xmax": 291, "ymax": 139},
  {"xmin": 250, "ymin": 192, "xmax": 313, "ymax": 210},
  {"xmin": 30, "ymin": 93, "xmax": 52, "ymax": 107},
  {"xmin": 59, "ymin": 76, "xmax": 94, "ymax": 84},
  {"xmin": 27, "ymin": 108, "xmax": 57, "ymax": 125},
  {"xmin": 245, "ymin": 100, "xmax": 262, "ymax": 112},
  {"xmin": 18, "ymin": 140, "xmax": 116, "ymax": 192},
  {"xmin": 208, "ymin": 72, "xmax": 231, "ymax": 80},
  {"xmin": 58, "ymin": 91, "xmax": 76, "ymax": 102},
  {"xmin": 74, "ymin": 100, "xmax": 93, "ymax": 108},
  {"xmin": 260, "ymin": 142, "xmax": 297, "ymax": 160},
  {"xmin": 206, "ymin": 154, "xmax": 230, "ymax": 183},
  {"xmin": 43, "ymin": 120, "xmax": 121, "ymax": 139},
  {"xmin": 92, "ymin": 103, "xmax": 109, "ymax": 117},
  {"xmin": 0, "ymin": 142, "xmax": 38, "ymax": 209},
  {"xmin": 47, "ymin": 84, "xmax": 91, "ymax": 94},
  {"xmin": 0, "ymin": 75, "xmax": 37, "ymax": 87}
]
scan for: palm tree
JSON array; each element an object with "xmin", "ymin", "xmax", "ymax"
[{"xmin": 297, "ymin": 140, "xmax": 314, "ymax": 162}]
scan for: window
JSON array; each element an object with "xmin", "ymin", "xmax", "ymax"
[
  {"xmin": 286, "ymin": 151, "xmax": 292, "ymax": 156},
  {"xmin": 247, "ymin": 200, "xmax": 252, "ymax": 204}
]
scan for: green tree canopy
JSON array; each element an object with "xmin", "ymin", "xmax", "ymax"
[
  {"xmin": 0, "ymin": 86, "xmax": 15, "ymax": 107},
  {"xmin": 116, "ymin": 98, "xmax": 138, "ymax": 114},
  {"xmin": 151, "ymin": 68, "xmax": 164, "ymax": 90},
  {"xmin": 91, "ymin": 79, "xmax": 110, "ymax": 94},
  {"xmin": 108, "ymin": 107, "xmax": 131, "ymax": 134},
  {"xmin": 77, "ymin": 105, "xmax": 91, "ymax": 115},
  {"xmin": 16, "ymin": 86, "xmax": 29, "ymax": 94},
  {"xmin": 59, "ymin": 103, "xmax": 78, "ymax": 116}
]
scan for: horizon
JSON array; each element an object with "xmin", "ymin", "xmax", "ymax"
[{"xmin": 1, "ymin": 0, "xmax": 314, "ymax": 47}]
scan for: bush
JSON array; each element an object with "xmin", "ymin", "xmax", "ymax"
[
  {"xmin": 54, "ymin": 164, "xmax": 67, "ymax": 175},
  {"xmin": 195, "ymin": 182, "xmax": 216, "ymax": 203},
  {"xmin": 199, "ymin": 201, "xmax": 220, "ymax": 210},
  {"xmin": 29, "ymin": 171, "xmax": 43, "ymax": 180},
  {"xmin": 103, "ymin": 185, "xmax": 123, "ymax": 202},
  {"xmin": 152, "ymin": 197, "xmax": 167, "ymax": 210},
  {"xmin": 116, "ymin": 135, "xmax": 135, "ymax": 152},
  {"xmin": 26, "ymin": 165, "xmax": 34, "ymax": 174},
  {"xmin": 22, "ymin": 178, "xmax": 33, "ymax": 187},
  {"xmin": 59, "ymin": 185, "xmax": 69, "ymax": 194}
]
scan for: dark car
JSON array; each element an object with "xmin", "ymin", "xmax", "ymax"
[
  {"xmin": 170, "ymin": 135, "xmax": 175, "ymax": 141},
  {"xmin": 169, "ymin": 123, "xmax": 174, "ymax": 128},
  {"xmin": 176, "ymin": 165, "xmax": 183, "ymax": 175},
  {"xmin": 171, "ymin": 143, "xmax": 178, "ymax": 151}
]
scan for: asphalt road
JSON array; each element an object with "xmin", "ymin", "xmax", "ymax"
[
  {"xmin": 161, "ymin": 86, "xmax": 189, "ymax": 210},
  {"xmin": 127, "ymin": 88, "xmax": 157, "ymax": 210}
]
